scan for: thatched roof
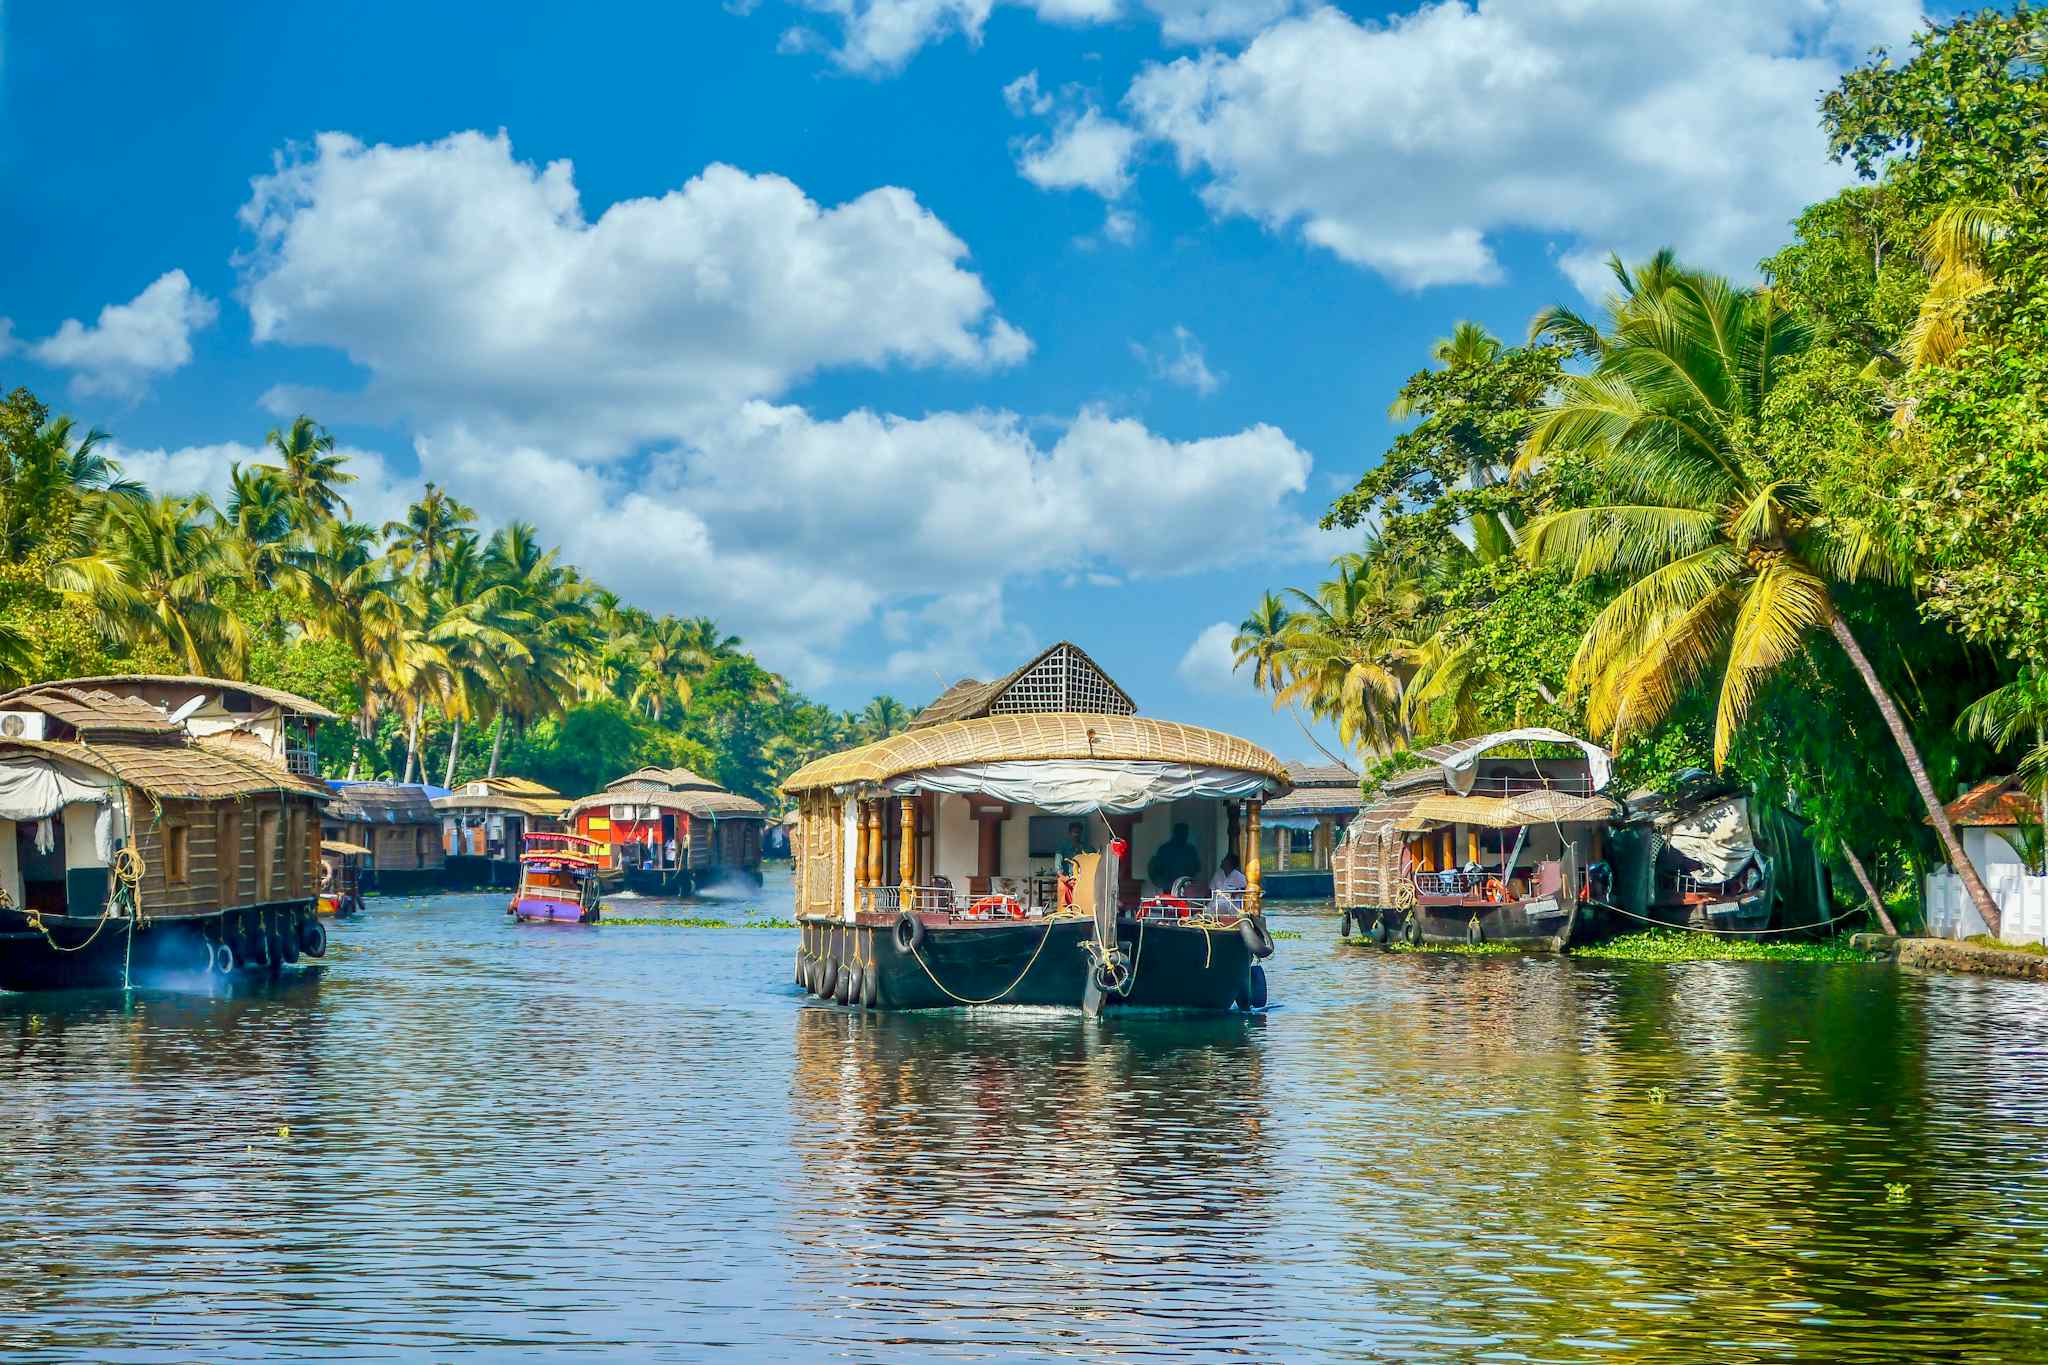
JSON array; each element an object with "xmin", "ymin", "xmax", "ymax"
[
  {"xmin": 437, "ymin": 776, "xmax": 572, "ymax": 818},
  {"xmin": 564, "ymin": 787, "xmax": 767, "ymax": 821},
  {"xmin": 909, "ymin": 641, "xmax": 1136, "ymax": 729},
  {"xmin": 784, "ymin": 713, "xmax": 1288, "ymax": 793},
  {"xmin": 6, "ymin": 687, "xmax": 179, "ymax": 737},
  {"xmin": 324, "ymin": 782, "xmax": 439, "ymax": 825},
  {"xmin": 1397, "ymin": 790, "xmax": 1618, "ymax": 831},
  {"xmin": 604, "ymin": 766, "xmax": 723, "ymax": 793},
  {"xmin": 0, "ymin": 674, "xmax": 339, "ymax": 721},
  {"xmin": 1935, "ymin": 775, "xmax": 2041, "ymax": 829},
  {"xmin": 1283, "ymin": 761, "xmax": 1358, "ymax": 787},
  {"xmin": 0, "ymin": 737, "xmax": 327, "ymax": 802},
  {"xmin": 321, "ymin": 839, "xmax": 372, "ymax": 856},
  {"xmin": 1264, "ymin": 784, "xmax": 1364, "ymax": 817}
]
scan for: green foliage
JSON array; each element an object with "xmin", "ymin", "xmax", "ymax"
[{"xmin": 1572, "ymin": 931, "xmax": 1885, "ymax": 963}]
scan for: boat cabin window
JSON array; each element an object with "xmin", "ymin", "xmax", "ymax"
[
  {"xmin": 165, "ymin": 825, "xmax": 190, "ymax": 885},
  {"xmin": 257, "ymin": 810, "xmax": 280, "ymax": 900},
  {"xmin": 14, "ymin": 818, "xmax": 66, "ymax": 916},
  {"xmin": 218, "ymin": 808, "xmax": 242, "ymax": 905},
  {"xmin": 416, "ymin": 827, "xmax": 434, "ymax": 862}
]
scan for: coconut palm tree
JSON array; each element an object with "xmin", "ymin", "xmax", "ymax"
[
  {"xmin": 1514, "ymin": 261, "xmax": 2006, "ymax": 934},
  {"xmin": 289, "ymin": 519, "xmax": 401, "ymax": 776},
  {"xmin": 57, "ymin": 495, "xmax": 249, "ymax": 675},
  {"xmin": 481, "ymin": 523, "xmax": 599, "ymax": 776},
  {"xmin": 1273, "ymin": 555, "xmax": 1426, "ymax": 755},
  {"xmin": 383, "ymin": 482, "xmax": 478, "ymax": 582},
  {"xmin": 0, "ymin": 413, "xmax": 145, "ymax": 560},
  {"xmin": 218, "ymin": 463, "xmax": 297, "ymax": 595},
  {"xmin": 259, "ymin": 415, "xmax": 356, "ymax": 524},
  {"xmin": 1232, "ymin": 592, "xmax": 1292, "ymax": 693},
  {"xmin": 1960, "ymin": 669, "xmax": 2048, "ymax": 799},
  {"xmin": 856, "ymin": 695, "xmax": 912, "ymax": 741}
]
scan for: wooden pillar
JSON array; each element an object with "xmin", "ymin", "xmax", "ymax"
[
  {"xmin": 1106, "ymin": 813, "xmax": 1138, "ymax": 906},
  {"xmin": 1276, "ymin": 825, "xmax": 1291, "ymax": 872},
  {"xmin": 1245, "ymin": 799, "xmax": 1263, "ymax": 914},
  {"xmin": 898, "ymin": 797, "xmax": 916, "ymax": 905},
  {"xmin": 972, "ymin": 803, "xmax": 1005, "ymax": 895},
  {"xmin": 1315, "ymin": 816, "xmax": 1333, "ymax": 870},
  {"xmin": 1465, "ymin": 825, "xmax": 1479, "ymax": 866}
]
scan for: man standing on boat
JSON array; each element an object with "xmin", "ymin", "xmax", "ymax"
[
  {"xmin": 1055, "ymin": 821, "xmax": 1093, "ymax": 876},
  {"xmin": 1147, "ymin": 823, "xmax": 1202, "ymax": 893}
]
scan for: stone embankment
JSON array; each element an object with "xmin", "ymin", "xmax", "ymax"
[{"xmin": 1850, "ymin": 934, "xmax": 2048, "ymax": 982}]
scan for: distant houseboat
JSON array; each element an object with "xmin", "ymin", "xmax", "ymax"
[
  {"xmin": 436, "ymin": 776, "xmax": 573, "ymax": 889},
  {"xmin": 508, "ymin": 832, "xmax": 609, "ymax": 924},
  {"xmin": 321, "ymin": 782, "xmax": 446, "ymax": 895},
  {"xmin": 1259, "ymin": 761, "xmax": 1362, "ymax": 901},
  {"xmin": 782, "ymin": 642, "xmax": 1287, "ymax": 1013},
  {"xmin": 566, "ymin": 767, "xmax": 767, "ymax": 896},
  {"xmin": 0, "ymin": 677, "xmax": 333, "ymax": 990},
  {"xmin": 1334, "ymin": 728, "xmax": 1620, "ymax": 948},
  {"xmin": 318, "ymin": 840, "xmax": 368, "ymax": 918}
]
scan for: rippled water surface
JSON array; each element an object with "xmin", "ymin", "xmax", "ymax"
[{"xmin": 4, "ymin": 867, "xmax": 2048, "ymax": 1361}]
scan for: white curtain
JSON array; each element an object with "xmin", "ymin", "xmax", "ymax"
[
  {"xmin": 1436, "ymin": 727, "xmax": 1613, "ymax": 794},
  {"xmin": 887, "ymin": 761, "xmax": 1281, "ymax": 816}
]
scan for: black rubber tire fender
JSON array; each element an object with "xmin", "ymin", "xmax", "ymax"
[
  {"xmin": 302, "ymin": 919, "xmax": 328, "ymax": 959},
  {"xmin": 1369, "ymin": 913, "xmax": 1390, "ymax": 946},
  {"xmin": 836, "ymin": 966, "xmax": 855, "ymax": 1006},
  {"xmin": 1338, "ymin": 909, "xmax": 1354, "ymax": 938},
  {"xmin": 1239, "ymin": 914, "xmax": 1275, "ymax": 959},
  {"xmin": 862, "ymin": 963, "xmax": 879, "ymax": 1009},
  {"xmin": 894, "ymin": 911, "xmax": 925, "ymax": 953},
  {"xmin": 1248, "ymin": 963, "xmax": 1269, "ymax": 1011},
  {"xmin": 819, "ymin": 958, "xmax": 840, "ymax": 1000}
]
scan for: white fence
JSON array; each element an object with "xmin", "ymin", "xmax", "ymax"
[{"xmin": 1926, "ymin": 867, "xmax": 2048, "ymax": 944}]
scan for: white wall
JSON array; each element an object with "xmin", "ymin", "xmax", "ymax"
[
  {"xmin": 934, "ymin": 793, "xmax": 980, "ymax": 886},
  {"xmin": 63, "ymin": 801, "xmax": 104, "ymax": 868},
  {"xmin": 0, "ymin": 819, "xmax": 18, "ymax": 908},
  {"xmin": 1927, "ymin": 861, "xmax": 2048, "ymax": 944}
]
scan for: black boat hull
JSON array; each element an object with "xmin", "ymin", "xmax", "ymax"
[
  {"xmin": 0, "ymin": 902, "xmax": 324, "ymax": 992},
  {"xmin": 795, "ymin": 914, "xmax": 1264, "ymax": 1012}
]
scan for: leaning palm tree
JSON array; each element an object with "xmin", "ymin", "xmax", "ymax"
[
  {"xmin": 218, "ymin": 463, "xmax": 297, "ymax": 596},
  {"xmin": 57, "ymin": 495, "xmax": 250, "ymax": 676},
  {"xmin": 259, "ymin": 415, "xmax": 356, "ymax": 525},
  {"xmin": 1272, "ymin": 555, "xmax": 1426, "ymax": 756},
  {"xmin": 1232, "ymin": 592, "xmax": 1292, "ymax": 692},
  {"xmin": 1514, "ymin": 261, "xmax": 2006, "ymax": 934}
]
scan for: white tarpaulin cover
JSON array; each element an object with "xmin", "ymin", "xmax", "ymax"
[
  {"xmin": 886, "ymin": 760, "xmax": 1281, "ymax": 815},
  {"xmin": 0, "ymin": 755, "xmax": 122, "ymax": 861},
  {"xmin": 1436, "ymin": 727, "xmax": 1613, "ymax": 794},
  {"xmin": 1665, "ymin": 796, "xmax": 1759, "ymax": 881}
]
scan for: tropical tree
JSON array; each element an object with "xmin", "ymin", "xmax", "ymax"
[
  {"xmin": 57, "ymin": 495, "xmax": 249, "ymax": 675},
  {"xmin": 289, "ymin": 519, "xmax": 401, "ymax": 775},
  {"xmin": 259, "ymin": 415, "xmax": 356, "ymax": 524},
  {"xmin": 1513, "ymin": 261, "xmax": 2006, "ymax": 933},
  {"xmin": 855, "ymin": 695, "xmax": 912, "ymax": 741},
  {"xmin": 1232, "ymin": 592, "xmax": 1292, "ymax": 692},
  {"xmin": 383, "ymin": 483, "xmax": 478, "ymax": 582},
  {"xmin": 0, "ymin": 396, "xmax": 144, "ymax": 561},
  {"xmin": 217, "ymin": 463, "xmax": 297, "ymax": 595},
  {"xmin": 1272, "ymin": 553, "xmax": 1426, "ymax": 755}
]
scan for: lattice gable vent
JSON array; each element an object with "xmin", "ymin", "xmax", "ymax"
[{"xmin": 988, "ymin": 643, "xmax": 1135, "ymax": 717}]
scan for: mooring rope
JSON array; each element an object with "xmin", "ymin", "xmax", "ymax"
[{"xmin": 908, "ymin": 909, "xmax": 1087, "ymax": 1007}]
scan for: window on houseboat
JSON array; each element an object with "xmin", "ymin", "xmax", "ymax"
[
  {"xmin": 218, "ymin": 809, "xmax": 241, "ymax": 905},
  {"xmin": 257, "ymin": 811, "xmax": 280, "ymax": 899},
  {"xmin": 165, "ymin": 826, "xmax": 190, "ymax": 885}
]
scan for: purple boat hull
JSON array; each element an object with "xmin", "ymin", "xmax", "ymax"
[{"xmin": 510, "ymin": 894, "xmax": 598, "ymax": 924}]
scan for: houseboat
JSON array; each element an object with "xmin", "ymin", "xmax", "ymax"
[
  {"xmin": 317, "ymin": 840, "xmax": 368, "ymax": 918},
  {"xmin": 1607, "ymin": 772, "xmax": 1832, "ymax": 934},
  {"xmin": 566, "ymin": 767, "xmax": 767, "ymax": 896},
  {"xmin": 1259, "ymin": 761, "xmax": 1362, "ymax": 901},
  {"xmin": 782, "ymin": 642, "xmax": 1287, "ymax": 1014},
  {"xmin": 321, "ymin": 782, "xmax": 445, "ymax": 895},
  {"xmin": 0, "ymin": 678, "xmax": 333, "ymax": 990},
  {"xmin": 1333, "ymin": 728, "xmax": 1619, "ymax": 948},
  {"xmin": 507, "ymin": 832, "xmax": 608, "ymax": 923},
  {"xmin": 437, "ymin": 776, "xmax": 573, "ymax": 889}
]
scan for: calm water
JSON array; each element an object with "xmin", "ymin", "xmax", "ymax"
[{"xmin": 3, "ymin": 867, "xmax": 2047, "ymax": 1362}]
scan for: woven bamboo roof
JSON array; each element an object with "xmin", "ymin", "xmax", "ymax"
[
  {"xmin": 0, "ymin": 674, "xmax": 339, "ymax": 721},
  {"xmin": 325, "ymin": 782, "xmax": 440, "ymax": 825},
  {"xmin": 910, "ymin": 641, "xmax": 1136, "ymax": 729},
  {"xmin": 0, "ymin": 737, "xmax": 327, "ymax": 802},
  {"xmin": 322, "ymin": 839, "xmax": 372, "ymax": 856},
  {"xmin": 7, "ymin": 687, "xmax": 180, "ymax": 737},
  {"xmin": 784, "ymin": 713, "xmax": 1289, "ymax": 793},
  {"xmin": 432, "ymin": 791, "xmax": 573, "ymax": 818},
  {"xmin": 1264, "ymin": 783, "xmax": 1364, "ymax": 816},
  {"xmin": 1348, "ymin": 786, "xmax": 1431, "ymax": 838},
  {"xmin": 565, "ymin": 787, "xmax": 767, "ymax": 821},
  {"xmin": 1397, "ymin": 790, "xmax": 1618, "ymax": 831},
  {"xmin": 605, "ymin": 765, "xmax": 723, "ymax": 793}
]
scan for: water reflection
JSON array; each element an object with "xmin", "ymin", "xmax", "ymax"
[{"xmin": 0, "ymin": 884, "xmax": 2045, "ymax": 1361}]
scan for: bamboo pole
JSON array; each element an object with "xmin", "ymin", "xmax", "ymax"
[{"xmin": 1246, "ymin": 799, "xmax": 1263, "ymax": 915}]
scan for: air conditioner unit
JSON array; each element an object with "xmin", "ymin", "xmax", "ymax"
[{"xmin": 0, "ymin": 711, "xmax": 48, "ymax": 741}]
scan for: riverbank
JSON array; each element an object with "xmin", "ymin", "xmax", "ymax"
[{"xmin": 1851, "ymin": 933, "xmax": 2048, "ymax": 982}]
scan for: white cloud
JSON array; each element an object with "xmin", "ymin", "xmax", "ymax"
[
  {"xmin": 1003, "ymin": 70, "xmax": 1054, "ymax": 116},
  {"xmin": 1177, "ymin": 621, "xmax": 1245, "ymax": 695},
  {"xmin": 0, "ymin": 318, "xmax": 17, "ymax": 357},
  {"xmin": 1123, "ymin": 0, "xmax": 1924, "ymax": 290},
  {"xmin": 101, "ymin": 439, "xmax": 415, "ymax": 530},
  {"xmin": 777, "ymin": 0, "xmax": 1294, "ymax": 72},
  {"xmin": 1131, "ymin": 324, "xmax": 1221, "ymax": 394},
  {"xmin": 31, "ymin": 271, "xmax": 218, "ymax": 400},
  {"xmin": 1141, "ymin": 0, "xmax": 1299, "ymax": 43},
  {"xmin": 1102, "ymin": 208, "xmax": 1138, "ymax": 245},
  {"xmin": 1017, "ymin": 105, "xmax": 1141, "ymax": 198},
  {"xmin": 415, "ymin": 404, "xmax": 1315, "ymax": 683},
  {"xmin": 235, "ymin": 130, "xmax": 1027, "ymax": 458}
]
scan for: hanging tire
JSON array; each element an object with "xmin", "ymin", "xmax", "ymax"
[
  {"xmin": 1249, "ymin": 964, "xmax": 1269, "ymax": 1010},
  {"xmin": 1239, "ymin": 914, "xmax": 1275, "ymax": 959},
  {"xmin": 835, "ymin": 967, "xmax": 854, "ymax": 1006},
  {"xmin": 1370, "ymin": 913, "xmax": 1390, "ymax": 946},
  {"xmin": 894, "ymin": 912, "xmax": 925, "ymax": 953},
  {"xmin": 302, "ymin": 920, "xmax": 328, "ymax": 959},
  {"xmin": 1404, "ymin": 912, "xmax": 1424, "ymax": 946},
  {"xmin": 1466, "ymin": 916, "xmax": 1484, "ymax": 946},
  {"xmin": 862, "ymin": 964, "xmax": 879, "ymax": 1009},
  {"xmin": 820, "ymin": 959, "xmax": 840, "ymax": 999},
  {"xmin": 281, "ymin": 921, "xmax": 301, "ymax": 964},
  {"xmin": 213, "ymin": 939, "xmax": 237, "ymax": 976},
  {"xmin": 794, "ymin": 954, "xmax": 805, "ymax": 989},
  {"xmin": 1338, "ymin": 909, "xmax": 1354, "ymax": 938}
]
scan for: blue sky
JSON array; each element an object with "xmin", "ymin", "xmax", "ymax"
[{"xmin": 0, "ymin": 0, "xmax": 1928, "ymax": 760}]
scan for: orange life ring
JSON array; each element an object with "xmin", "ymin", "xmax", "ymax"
[
  {"xmin": 1483, "ymin": 877, "xmax": 1506, "ymax": 904},
  {"xmin": 969, "ymin": 894, "xmax": 1024, "ymax": 919},
  {"xmin": 1142, "ymin": 896, "xmax": 1191, "ymax": 920}
]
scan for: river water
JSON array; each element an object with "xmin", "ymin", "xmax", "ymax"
[{"xmin": 2, "ymin": 867, "xmax": 2046, "ymax": 1361}]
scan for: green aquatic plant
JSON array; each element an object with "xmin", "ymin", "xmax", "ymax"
[
  {"xmin": 1385, "ymin": 939, "xmax": 1524, "ymax": 956},
  {"xmin": 1573, "ymin": 931, "xmax": 1884, "ymax": 963},
  {"xmin": 601, "ymin": 916, "xmax": 797, "ymax": 929}
]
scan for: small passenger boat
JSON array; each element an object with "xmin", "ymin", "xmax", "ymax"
[
  {"xmin": 782, "ymin": 642, "xmax": 1287, "ymax": 1013},
  {"xmin": 1334, "ymin": 728, "xmax": 1620, "ymax": 948},
  {"xmin": 508, "ymin": 832, "xmax": 609, "ymax": 924},
  {"xmin": 318, "ymin": 840, "xmax": 369, "ymax": 918}
]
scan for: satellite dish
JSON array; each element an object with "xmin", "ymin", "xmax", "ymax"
[{"xmin": 166, "ymin": 694, "xmax": 208, "ymax": 727}]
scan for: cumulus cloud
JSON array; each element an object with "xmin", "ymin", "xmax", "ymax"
[
  {"xmin": 31, "ymin": 271, "xmax": 218, "ymax": 400},
  {"xmin": 1016, "ymin": 105, "xmax": 1141, "ymax": 198},
  {"xmin": 1142, "ymin": 0, "xmax": 1299, "ymax": 43},
  {"xmin": 414, "ymin": 404, "xmax": 1315, "ymax": 682},
  {"xmin": 1122, "ymin": 0, "xmax": 1924, "ymax": 290},
  {"xmin": 1176, "ymin": 621, "xmax": 1245, "ymax": 695},
  {"xmin": 1131, "ymin": 324, "xmax": 1221, "ymax": 394},
  {"xmin": 776, "ymin": 0, "xmax": 1293, "ymax": 72},
  {"xmin": 235, "ymin": 130, "xmax": 1028, "ymax": 457},
  {"xmin": 0, "ymin": 319, "xmax": 18, "ymax": 357},
  {"xmin": 101, "ymin": 439, "xmax": 415, "ymax": 529}
]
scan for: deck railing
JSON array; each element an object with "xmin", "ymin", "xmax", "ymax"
[
  {"xmin": 1459, "ymin": 773, "xmax": 1595, "ymax": 796},
  {"xmin": 1414, "ymin": 869, "xmax": 1496, "ymax": 896}
]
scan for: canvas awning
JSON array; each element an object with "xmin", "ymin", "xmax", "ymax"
[
  {"xmin": 1431, "ymin": 727, "xmax": 1613, "ymax": 794},
  {"xmin": 1397, "ymin": 790, "xmax": 1618, "ymax": 831},
  {"xmin": 885, "ymin": 759, "xmax": 1283, "ymax": 816},
  {"xmin": 321, "ymin": 839, "xmax": 372, "ymax": 856}
]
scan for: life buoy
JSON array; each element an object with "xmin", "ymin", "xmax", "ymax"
[
  {"xmin": 1142, "ymin": 896, "xmax": 1191, "ymax": 920},
  {"xmin": 1239, "ymin": 914, "xmax": 1275, "ymax": 959},
  {"xmin": 968, "ymin": 895, "xmax": 1023, "ymax": 919},
  {"xmin": 212, "ymin": 939, "xmax": 237, "ymax": 976},
  {"xmin": 894, "ymin": 911, "xmax": 926, "ymax": 952},
  {"xmin": 1483, "ymin": 877, "xmax": 1506, "ymax": 904}
]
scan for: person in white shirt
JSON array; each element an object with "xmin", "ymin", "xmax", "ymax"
[{"xmin": 1212, "ymin": 853, "xmax": 1248, "ymax": 909}]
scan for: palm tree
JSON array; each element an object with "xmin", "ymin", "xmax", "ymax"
[
  {"xmin": 1389, "ymin": 322, "xmax": 1506, "ymax": 421},
  {"xmin": 1960, "ymin": 669, "xmax": 2048, "ymax": 799},
  {"xmin": 289, "ymin": 519, "xmax": 401, "ymax": 776},
  {"xmin": 383, "ymin": 483, "xmax": 478, "ymax": 582},
  {"xmin": 0, "ymin": 413, "xmax": 145, "ymax": 560},
  {"xmin": 431, "ymin": 537, "xmax": 527, "ymax": 785},
  {"xmin": 1273, "ymin": 554, "xmax": 1426, "ymax": 755},
  {"xmin": 259, "ymin": 415, "xmax": 356, "ymax": 524},
  {"xmin": 481, "ymin": 523, "xmax": 599, "ymax": 776},
  {"xmin": 1514, "ymin": 260, "xmax": 2006, "ymax": 934},
  {"xmin": 218, "ymin": 463, "xmax": 297, "ymax": 595},
  {"xmin": 856, "ymin": 696, "xmax": 912, "ymax": 741},
  {"xmin": 57, "ymin": 495, "xmax": 249, "ymax": 675},
  {"xmin": 636, "ymin": 616, "xmax": 713, "ymax": 723},
  {"xmin": 1232, "ymin": 592, "xmax": 1292, "ymax": 692}
]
